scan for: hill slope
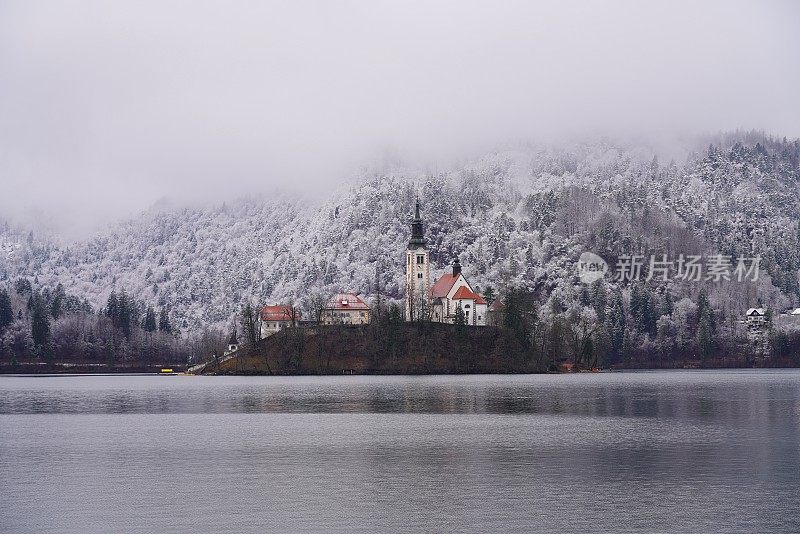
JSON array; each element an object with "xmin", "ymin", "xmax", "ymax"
[{"xmin": 1, "ymin": 133, "xmax": 798, "ymax": 331}]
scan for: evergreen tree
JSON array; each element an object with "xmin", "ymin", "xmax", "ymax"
[
  {"xmin": 454, "ymin": 303, "xmax": 466, "ymax": 326},
  {"xmin": 117, "ymin": 291, "xmax": 132, "ymax": 337},
  {"xmin": 106, "ymin": 291, "xmax": 119, "ymax": 323},
  {"xmin": 239, "ymin": 304, "xmax": 258, "ymax": 346},
  {"xmin": 630, "ymin": 283, "xmax": 657, "ymax": 335},
  {"xmin": 525, "ymin": 245, "xmax": 535, "ymax": 269},
  {"xmin": 605, "ymin": 287, "xmax": 626, "ymax": 362},
  {"xmin": 764, "ymin": 308, "xmax": 774, "ymax": 329},
  {"xmin": 482, "ymin": 285, "xmax": 496, "ymax": 305},
  {"xmin": 696, "ymin": 288, "xmax": 716, "ymax": 359},
  {"xmin": 14, "ymin": 278, "xmax": 31, "ymax": 295},
  {"xmin": 142, "ymin": 306, "xmax": 157, "ymax": 332},
  {"xmin": 50, "ymin": 283, "xmax": 65, "ymax": 320},
  {"xmin": 590, "ymin": 279, "xmax": 607, "ymax": 322},
  {"xmin": 659, "ymin": 287, "xmax": 674, "ymax": 317},
  {"xmin": 382, "ymin": 303, "xmax": 403, "ymax": 365},
  {"xmin": 509, "ymin": 254, "xmax": 519, "ymax": 277},
  {"xmin": 158, "ymin": 309, "xmax": 172, "ymax": 334},
  {"xmin": 388, "ymin": 303, "xmax": 403, "ymax": 323},
  {"xmin": 621, "ymin": 325, "xmax": 635, "ymax": 360},
  {"xmin": 31, "ymin": 299, "xmax": 50, "ymax": 348},
  {"xmin": 0, "ymin": 288, "xmax": 13, "ymax": 333},
  {"xmin": 503, "ymin": 287, "xmax": 536, "ymax": 353},
  {"xmin": 630, "ymin": 283, "xmax": 644, "ymax": 330},
  {"xmin": 643, "ymin": 288, "xmax": 658, "ymax": 335},
  {"xmin": 579, "ymin": 285, "xmax": 591, "ymax": 306}
]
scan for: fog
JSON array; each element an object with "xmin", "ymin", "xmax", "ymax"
[{"xmin": 1, "ymin": 1, "xmax": 798, "ymax": 238}]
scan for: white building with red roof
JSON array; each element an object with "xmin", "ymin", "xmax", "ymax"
[
  {"xmin": 405, "ymin": 201, "xmax": 487, "ymax": 326},
  {"xmin": 321, "ymin": 293, "xmax": 370, "ymax": 325},
  {"xmin": 260, "ymin": 304, "xmax": 300, "ymax": 338},
  {"xmin": 429, "ymin": 258, "xmax": 488, "ymax": 326}
]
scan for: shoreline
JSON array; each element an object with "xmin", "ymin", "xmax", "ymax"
[
  {"xmin": 2, "ymin": 360, "xmax": 796, "ymax": 376},
  {"xmin": 0, "ymin": 362, "xmax": 187, "ymax": 375}
]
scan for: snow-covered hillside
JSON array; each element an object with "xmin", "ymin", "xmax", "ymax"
[{"xmin": 2, "ymin": 134, "xmax": 799, "ymax": 331}]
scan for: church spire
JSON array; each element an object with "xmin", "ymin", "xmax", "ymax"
[{"xmin": 408, "ymin": 197, "xmax": 426, "ymax": 249}]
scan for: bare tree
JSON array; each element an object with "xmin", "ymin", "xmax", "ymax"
[{"xmin": 306, "ymin": 290, "xmax": 328, "ymax": 324}]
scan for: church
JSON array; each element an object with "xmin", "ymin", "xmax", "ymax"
[{"xmin": 405, "ymin": 200, "xmax": 487, "ymax": 326}]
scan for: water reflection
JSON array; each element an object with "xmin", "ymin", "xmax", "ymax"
[
  {"xmin": 1, "ymin": 372, "xmax": 799, "ymax": 423},
  {"xmin": 1, "ymin": 371, "xmax": 799, "ymax": 534}
]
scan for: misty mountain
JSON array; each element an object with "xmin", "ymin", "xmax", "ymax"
[{"xmin": 1, "ymin": 132, "xmax": 799, "ymax": 331}]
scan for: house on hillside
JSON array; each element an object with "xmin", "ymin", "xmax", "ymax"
[
  {"xmin": 321, "ymin": 293, "xmax": 370, "ymax": 325},
  {"xmin": 745, "ymin": 307, "xmax": 766, "ymax": 325},
  {"xmin": 776, "ymin": 308, "xmax": 800, "ymax": 329},
  {"xmin": 745, "ymin": 307, "xmax": 769, "ymax": 356},
  {"xmin": 260, "ymin": 304, "xmax": 300, "ymax": 338}
]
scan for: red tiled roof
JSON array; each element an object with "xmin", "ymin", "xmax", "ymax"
[
  {"xmin": 452, "ymin": 286, "xmax": 486, "ymax": 304},
  {"xmin": 326, "ymin": 293, "xmax": 370, "ymax": 310},
  {"xmin": 260, "ymin": 305, "xmax": 298, "ymax": 321},
  {"xmin": 489, "ymin": 299, "xmax": 505, "ymax": 312},
  {"xmin": 430, "ymin": 273, "xmax": 458, "ymax": 298}
]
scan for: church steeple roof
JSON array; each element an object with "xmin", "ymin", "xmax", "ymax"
[{"xmin": 408, "ymin": 198, "xmax": 427, "ymax": 249}]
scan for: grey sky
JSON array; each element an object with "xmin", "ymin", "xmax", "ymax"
[{"xmin": 1, "ymin": 0, "xmax": 798, "ymax": 237}]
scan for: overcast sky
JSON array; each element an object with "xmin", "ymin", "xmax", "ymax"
[{"xmin": 1, "ymin": 0, "xmax": 799, "ymax": 237}]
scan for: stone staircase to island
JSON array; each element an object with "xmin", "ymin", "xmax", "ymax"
[{"xmin": 187, "ymin": 349, "xmax": 240, "ymax": 374}]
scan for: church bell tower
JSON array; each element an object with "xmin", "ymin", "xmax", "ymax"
[{"xmin": 405, "ymin": 198, "xmax": 430, "ymax": 321}]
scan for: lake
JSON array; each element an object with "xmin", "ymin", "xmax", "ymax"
[{"xmin": 1, "ymin": 371, "xmax": 799, "ymax": 533}]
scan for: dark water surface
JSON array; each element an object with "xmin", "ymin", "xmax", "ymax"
[{"xmin": 1, "ymin": 371, "xmax": 799, "ymax": 533}]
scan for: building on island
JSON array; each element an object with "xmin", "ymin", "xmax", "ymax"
[
  {"xmin": 260, "ymin": 304, "xmax": 299, "ymax": 338},
  {"xmin": 404, "ymin": 200, "xmax": 487, "ymax": 326},
  {"xmin": 405, "ymin": 199, "xmax": 431, "ymax": 321},
  {"xmin": 321, "ymin": 293, "xmax": 370, "ymax": 325},
  {"xmin": 224, "ymin": 330, "xmax": 239, "ymax": 355},
  {"xmin": 429, "ymin": 258, "xmax": 488, "ymax": 325}
]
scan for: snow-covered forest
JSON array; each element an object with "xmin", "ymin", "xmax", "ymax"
[{"xmin": 1, "ymin": 131, "xmax": 799, "ymax": 365}]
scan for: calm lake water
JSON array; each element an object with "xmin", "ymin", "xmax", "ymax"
[{"xmin": 1, "ymin": 371, "xmax": 799, "ymax": 533}]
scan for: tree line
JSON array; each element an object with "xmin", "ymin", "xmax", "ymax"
[
  {"xmin": 493, "ymin": 280, "xmax": 800, "ymax": 370},
  {"xmin": 228, "ymin": 271, "xmax": 800, "ymax": 374},
  {"xmin": 0, "ymin": 279, "xmax": 225, "ymax": 369}
]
